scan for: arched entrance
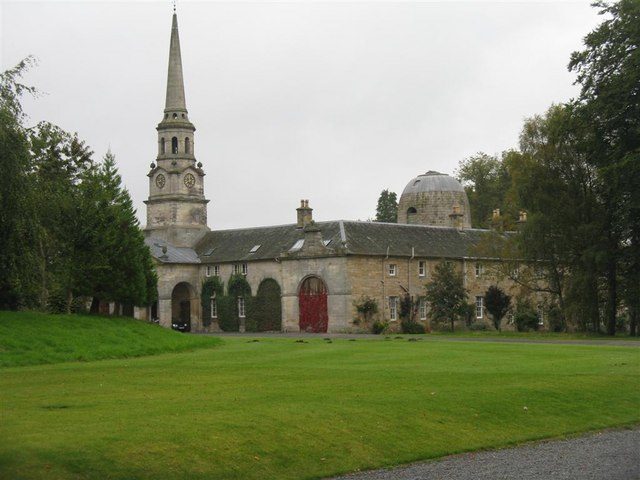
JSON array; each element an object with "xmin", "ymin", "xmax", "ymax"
[
  {"xmin": 298, "ymin": 276, "xmax": 328, "ymax": 333},
  {"xmin": 171, "ymin": 282, "xmax": 194, "ymax": 332},
  {"xmin": 255, "ymin": 278, "xmax": 282, "ymax": 332}
]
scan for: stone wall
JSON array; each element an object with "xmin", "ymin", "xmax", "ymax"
[{"xmin": 397, "ymin": 190, "xmax": 471, "ymax": 228}]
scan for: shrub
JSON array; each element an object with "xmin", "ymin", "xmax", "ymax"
[
  {"xmin": 468, "ymin": 321, "xmax": 488, "ymax": 331},
  {"xmin": 484, "ymin": 285, "xmax": 511, "ymax": 332},
  {"xmin": 355, "ymin": 296, "xmax": 378, "ymax": 323},
  {"xmin": 372, "ymin": 321, "xmax": 388, "ymax": 335},
  {"xmin": 460, "ymin": 303, "xmax": 476, "ymax": 327},
  {"xmin": 399, "ymin": 294, "xmax": 416, "ymax": 322},
  {"xmin": 401, "ymin": 320, "xmax": 426, "ymax": 334},
  {"xmin": 514, "ymin": 303, "xmax": 539, "ymax": 332},
  {"xmin": 547, "ymin": 304, "xmax": 565, "ymax": 332}
]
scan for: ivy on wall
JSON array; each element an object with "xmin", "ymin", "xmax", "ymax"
[
  {"xmin": 254, "ymin": 279, "xmax": 282, "ymax": 332},
  {"xmin": 201, "ymin": 275, "xmax": 282, "ymax": 332}
]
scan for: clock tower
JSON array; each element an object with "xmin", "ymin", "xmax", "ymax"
[{"xmin": 144, "ymin": 11, "xmax": 209, "ymax": 247}]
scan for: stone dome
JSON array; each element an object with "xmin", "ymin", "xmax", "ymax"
[
  {"xmin": 397, "ymin": 171, "xmax": 471, "ymax": 228},
  {"xmin": 401, "ymin": 171, "xmax": 466, "ymax": 195}
]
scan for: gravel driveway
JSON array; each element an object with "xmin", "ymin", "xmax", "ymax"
[{"xmin": 327, "ymin": 428, "xmax": 640, "ymax": 480}]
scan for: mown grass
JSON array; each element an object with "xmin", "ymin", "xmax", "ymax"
[
  {"xmin": 0, "ymin": 311, "xmax": 222, "ymax": 367},
  {"xmin": 427, "ymin": 329, "xmax": 640, "ymax": 341},
  {"xmin": 1, "ymin": 322, "xmax": 638, "ymax": 480}
]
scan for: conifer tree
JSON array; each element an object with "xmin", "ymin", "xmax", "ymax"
[{"xmin": 375, "ymin": 189, "xmax": 398, "ymax": 223}]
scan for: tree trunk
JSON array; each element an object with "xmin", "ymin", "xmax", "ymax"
[
  {"xmin": 630, "ymin": 306, "xmax": 638, "ymax": 337},
  {"xmin": 38, "ymin": 236, "xmax": 48, "ymax": 310},
  {"xmin": 65, "ymin": 289, "xmax": 73, "ymax": 314},
  {"xmin": 90, "ymin": 297, "xmax": 100, "ymax": 315},
  {"xmin": 450, "ymin": 317, "xmax": 454, "ymax": 332},
  {"xmin": 605, "ymin": 255, "xmax": 617, "ymax": 336}
]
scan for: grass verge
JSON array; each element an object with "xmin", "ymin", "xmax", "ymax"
[
  {"xmin": 0, "ymin": 311, "xmax": 222, "ymax": 367},
  {"xmin": 1, "ymin": 334, "xmax": 638, "ymax": 479}
]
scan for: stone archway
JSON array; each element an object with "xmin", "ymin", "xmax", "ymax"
[
  {"xmin": 171, "ymin": 282, "xmax": 195, "ymax": 331},
  {"xmin": 298, "ymin": 276, "xmax": 328, "ymax": 333},
  {"xmin": 255, "ymin": 278, "xmax": 282, "ymax": 332}
]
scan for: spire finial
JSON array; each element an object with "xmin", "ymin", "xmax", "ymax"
[
  {"xmin": 173, "ymin": 0, "xmax": 176, "ymax": 13},
  {"xmin": 164, "ymin": 3, "xmax": 187, "ymax": 112}
]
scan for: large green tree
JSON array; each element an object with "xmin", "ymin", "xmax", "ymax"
[
  {"xmin": 0, "ymin": 58, "xmax": 39, "ymax": 308},
  {"xmin": 375, "ymin": 189, "xmax": 398, "ymax": 223},
  {"xmin": 0, "ymin": 58, "xmax": 157, "ymax": 313},
  {"xmin": 568, "ymin": 0, "xmax": 640, "ymax": 335},
  {"xmin": 457, "ymin": 152, "xmax": 515, "ymax": 229}
]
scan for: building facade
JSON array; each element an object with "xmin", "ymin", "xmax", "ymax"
[{"xmin": 142, "ymin": 12, "xmax": 545, "ymax": 333}]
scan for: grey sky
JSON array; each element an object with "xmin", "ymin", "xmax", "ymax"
[{"xmin": 2, "ymin": 1, "xmax": 600, "ymax": 229}]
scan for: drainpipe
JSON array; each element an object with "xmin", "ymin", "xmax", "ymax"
[{"xmin": 408, "ymin": 246, "xmax": 414, "ymax": 303}]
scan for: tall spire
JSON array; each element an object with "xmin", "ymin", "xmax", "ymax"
[{"xmin": 165, "ymin": 12, "xmax": 187, "ymax": 113}]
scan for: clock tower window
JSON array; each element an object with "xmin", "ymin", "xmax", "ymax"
[{"xmin": 171, "ymin": 136, "xmax": 178, "ymax": 154}]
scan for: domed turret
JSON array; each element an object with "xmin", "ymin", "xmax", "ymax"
[{"xmin": 397, "ymin": 171, "xmax": 471, "ymax": 228}]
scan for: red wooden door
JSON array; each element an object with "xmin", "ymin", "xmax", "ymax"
[{"xmin": 298, "ymin": 277, "xmax": 328, "ymax": 333}]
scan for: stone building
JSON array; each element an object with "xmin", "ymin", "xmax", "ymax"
[{"xmin": 141, "ymin": 12, "xmax": 543, "ymax": 333}]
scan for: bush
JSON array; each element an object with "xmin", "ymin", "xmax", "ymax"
[
  {"xmin": 372, "ymin": 321, "xmax": 388, "ymax": 335},
  {"xmin": 401, "ymin": 320, "xmax": 426, "ymax": 334},
  {"xmin": 514, "ymin": 305, "xmax": 539, "ymax": 332},
  {"xmin": 460, "ymin": 303, "xmax": 476, "ymax": 327},
  {"xmin": 355, "ymin": 296, "xmax": 378, "ymax": 323},
  {"xmin": 468, "ymin": 321, "xmax": 487, "ymax": 331},
  {"xmin": 547, "ymin": 304, "xmax": 565, "ymax": 332}
]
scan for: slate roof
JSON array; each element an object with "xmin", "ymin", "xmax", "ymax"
[
  {"xmin": 188, "ymin": 221, "xmax": 501, "ymax": 264},
  {"xmin": 342, "ymin": 221, "xmax": 494, "ymax": 258},
  {"xmin": 195, "ymin": 222, "xmax": 345, "ymax": 263},
  {"xmin": 146, "ymin": 237, "xmax": 201, "ymax": 264}
]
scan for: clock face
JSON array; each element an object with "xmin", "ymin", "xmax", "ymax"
[
  {"xmin": 184, "ymin": 173, "xmax": 196, "ymax": 188},
  {"xmin": 155, "ymin": 174, "xmax": 166, "ymax": 189}
]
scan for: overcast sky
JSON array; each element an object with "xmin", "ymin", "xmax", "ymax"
[{"xmin": 2, "ymin": 1, "xmax": 600, "ymax": 229}]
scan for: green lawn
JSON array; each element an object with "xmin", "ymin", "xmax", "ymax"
[
  {"xmin": 0, "ymin": 311, "xmax": 221, "ymax": 367},
  {"xmin": 0, "ymin": 316, "xmax": 639, "ymax": 479}
]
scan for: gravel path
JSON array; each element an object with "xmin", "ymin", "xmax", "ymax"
[{"xmin": 327, "ymin": 428, "xmax": 640, "ymax": 480}]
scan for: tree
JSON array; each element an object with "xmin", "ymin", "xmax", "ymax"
[
  {"xmin": 0, "ymin": 58, "xmax": 39, "ymax": 308},
  {"xmin": 568, "ymin": 0, "xmax": 640, "ymax": 335},
  {"xmin": 424, "ymin": 261, "xmax": 467, "ymax": 332},
  {"xmin": 84, "ymin": 150, "xmax": 157, "ymax": 307},
  {"xmin": 375, "ymin": 189, "xmax": 398, "ymax": 223},
  {"xmin": 0, "ymin": 58, "xmax": 157, "ymax": 313},
  {"xmin": 456, "ymin": 152, "xmax": 514, "ymax": 228},
  {"xmin": 484, "ymin": 285, "xmax": 511, "ymax": 332}
]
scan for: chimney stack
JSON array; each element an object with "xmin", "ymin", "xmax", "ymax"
[
  {"xmin": 296, "ymin": 199, "xmax": 313, "ymax": 228},
  {"xmin": 491, "ymin": 208, "xmax": 504, "ymax": 231},
  {"xmin": 449, "ymin": 204, "xmax": 464, "ymax": 230},
  {"xmin": 516, "ymin": 210, "xmax": 528, "ymax": 230}
]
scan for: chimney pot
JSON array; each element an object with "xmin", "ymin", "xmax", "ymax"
[{"xmin": 296, "ymin": 199, "xmax": 313, "ymax": 228}]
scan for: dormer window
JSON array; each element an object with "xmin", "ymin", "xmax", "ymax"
[{"xmin": 171, "ymin": 137, "xmax": 178, "ymax": 154}]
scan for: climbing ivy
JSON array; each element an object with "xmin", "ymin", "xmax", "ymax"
[
  {"xmin": 201, "ymin": 277, "xmax": 224, "ymax": 327},
  {"xmin": 201, "ymin": 274, "xmax": 282, "ymax": 332},
  {"xmin": 254, "ymin": 278, "xmax": 282, "ymax": 332}
]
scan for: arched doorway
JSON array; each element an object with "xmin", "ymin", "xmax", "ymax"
[
  {"xmin": 255, "ymin": 278, "xmax": 282, "ymax": 332},
  {"xmin": 298, "ymin": 276, "xmax": 328, "ymax": 333},
  {"xmin": 171, "ymin": 282, "xmax": 194, "ymax": 332}
]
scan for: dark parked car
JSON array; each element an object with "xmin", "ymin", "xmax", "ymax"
[{"xmin": 171, "ymin": 321, "xmax": 191, "ymax": 332}]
